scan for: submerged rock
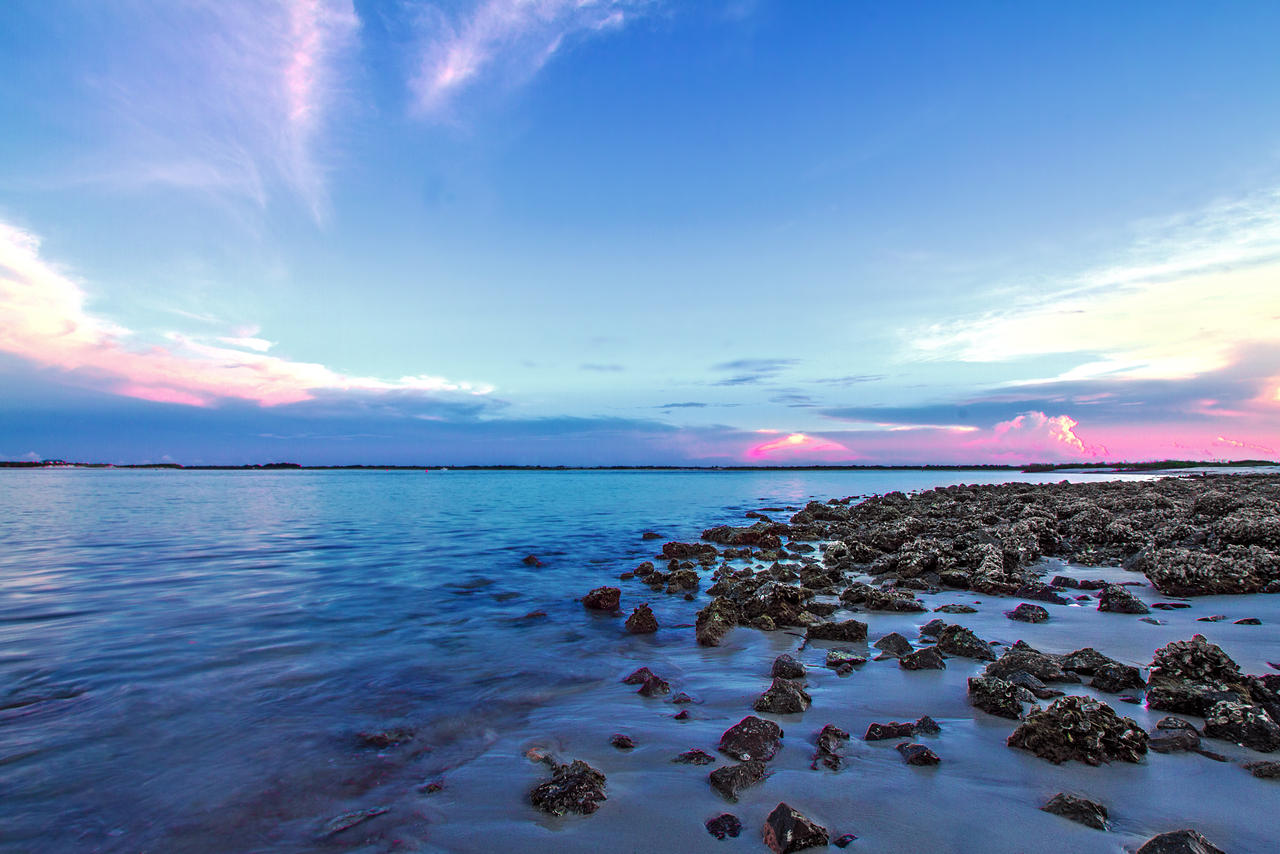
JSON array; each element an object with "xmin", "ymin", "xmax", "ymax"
[
  {"xmin": 825, "ymin": 649, "xmax": 866, "ymax": 670},
  {"xmin": 1149, "ymin": 717, "xmax": 1201, "ymax": 753},
  {"xmin": 582, "ymin": 586, "xmax": 621, "ymax": 610},
  {"xmin": 529, "ymin": 759, "xmax": 607, "ymax": 816},
  {"xmin": 673, "ymin": 748, "xmax": 717, "ymax": 765},
  {"xmin": 896, "ymin": 742, "xmax": 940, "ymax": 766},
  {"xmin": 625, "ymin": 603, "xmax": 659, "ymax": 633},
  {"xmin": 811, "ymin": 723, "xmax": 849, "ymax": 770},
  {"xmin": 1134, "ymin": 829, "xmax": 1226, "ymax": 854},
  {"xmin": 754, "ymin": 677, "xmax": 812, "ymax": 715},
  {"xmin": 864, "ymin": 721, "xmax": 916, "ymax": 741},
  {"xmin": 706, "ymin": 813, "xmax": 743, "ymax": 839},
  {"xmin": 900, "ymin": 647, "xmax": 946, "ymax": 670},
  {"xmin": 609, "ymin": 733, "xmax": 635, "ymax": 750},
  {"xmin": 1007, "ymin": 696, "xmax": 1148, "ymax": 765},
  {"xmin": 356, "ymin": 727, "xmax": 414, "ymax": 748},
  {"xmin": 708, "ymin": 760, "xmax": 768, "ymax": 801},
  {"xmin": 762, "ymin": 803, "xmax": 830, "ymax": 854},
  {"xmin": 1041, "ymin": 792, "xmax": 1108, "ymax": 830},
  {"xmin": 719, "ymin": 715, "xmax": 784, "ymax": 762}
]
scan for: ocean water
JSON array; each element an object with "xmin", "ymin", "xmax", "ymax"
[{"xmin": 1, "ymin": 469, "xmax": 1278, "ymax": 853}]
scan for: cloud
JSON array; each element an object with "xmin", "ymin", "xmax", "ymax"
[
  {"xmin": 580, "ymin": 362, "xmax": 624, "ymax": 372},
  {"xmin": 914, "ymin": 187, "xmax": 1280, "ymax": 386},
  {"xmin": 83, "ymin": 0, "xmax": 359, "ymax": 220},
  {"xmin": 711, "ymin": 357, "xmax": 798, "ymax": 386},
  {"xmin": 657, "ymin": 401, "xmax": 708, "ymax": 408},
  {"xmin": 813, "ymin": 374, "xmax": 886, "ymax": 386},
  {"xmin": 0, "ymin": 220, "xmax": 493, "ymax": 408},
  {"xmin": 411, "ymin": 0, "xmax": 649, "ymax": 117},
  {"xmin": 746, "ymin": 432, "xmax": 856, "ymax": 461},
  {"xmin": 967, "ymin": 411, "xmax": 1107, "ymax": 460}
]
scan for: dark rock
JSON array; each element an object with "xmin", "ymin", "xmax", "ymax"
[
  {"xmin": 719, "ymin": 715, "xmax": 784, "ymax": 762},
  {"xmin": 696, "ymin": 596, "xmax": 739, "ymax": 647},
  {"xmin": 1059, "ymin": 647, "xmax": 1120, "ymax": 676},
  {"xmin": 1134, "ymin": 829, "xmax": 1226, "ymax": 854},
  {"xmin": 919, "ymin": 618, "xmax": 947, "ymax": 638},
  {"xmin": 637, "ymin": 674, "xmax": 671, "ymax": 697},
  {"xmin": 1147, "ymin": 634, "xmax": 1252, "ymax": 716},
  {"xmin": 900, "ymin": 647, "xmax": 946, "ymax": 670},
  {"xmin": 1244, "ymin": 760, "xmax": 1280, "ymax": 778},
  {"xmin": 968, "ymin": 676, "xmax": 1025, "ymax": 719},
  {"xmin": 863, "ymin": 587, "xmax": 927, "ymax": 612},
  {"xmin": 420, "ymin": 780, "xmax": 444, "ymax": 793},
  {"xmin": 610, "ymin": 733, "xmax": 635, "ymax": 749},
  {"xmin": 672, "ymin": 692, "xmax": 695, "ymax": 704},
  {"xmin": 986, "ymin": 644, "xmax": 1077, "ymax": 683},
  {"xmin": 583, "ymin": 586, "xmax": 621, "ymax": 610},
  {"xmin": 522, "ymin": 554, "xmax": 544, "ymax": 567},
  {"xmin": 915, "ymin": 715, "xmax": 941, "ymax": 734},
  {"xmin": 864, "ymin": 721, "xmax": 916, "ymax": 741},
  {"xmin": 1006, "ymin": 670, "xmax": 1061, "ymax": 700},
  {"xmin": 936, "ymin": 624, "xmax": 997, "ymax": 661},
  {"xmin": 622, "ymin": 666, "xmax": 659, "ymax": 685},
  {"xmin": 1203, "ymin": 699, "xmax": 1280, "ymax": 751},
  {"xmin": 706, "ymin": 813, "xmax": 743, "ymax": 839},
  {"xmin": 641, "ymin": 531, "xmax": 662, "ymax": 540},
  {"xmin": 873, "ymin": 632, "xmax": 914, "ymax": 657},
  {"xmin": 673, "ymin": 709, "xmax": 691, "ymax": 720},
  {"xmin": 1098, "ymin": 584, "xmax": 1149, "ymax": 614},
  {"xmin": 934, "ymin": 603, "xmax": 977, "ymax": 613},
  {"xmin": 674, "ymin": 748, "xmax": 717, "ymax": 765},
  {"xmin": 357, "ymin": 727, "xmax": 414, "ymax": 748},
  {"xmin": 806, "ymin": 619, "xmax": 868, "ymax": 642},
  {"xmin": 1007, "ymin": 695, "xmax": 1148, "ymax": 765},
  {"xmin": 634, "ymin": 561, "xmax": 655, "ymax": 576},
  {"xmin": 811, "ymin": 723, "xmax": 850, "ymax": 770},
  {"xmin": 625, "ymin": 603, "xmax": 659, "ymax": 633},
  {"xmin": 834, "ymin": 833, "xmax": 858, "ymax": 847},
  {"xmin": 1149, "ymin": 718, "xmax": 1201, "ymax": 753},
  {"xmin": 754, "ymin": 677, "xmax": 812, "ymax": 715},
  {"xmin": 1014, "ymin": 581, "xmax": 1071, "ymax": 604},
  {"xmin": 1152, "ymin": 602, "xmax": 1192, "ymax": 610},
  {"xmin": 825, "ymin": 650, "xmax": 866, "ymax": 670},
  {"xmin": 1005, "ymin": 603, "xmax": 1050, "ymax": 623},
  {"xmin": 1196, "ymin": 615, "xmax": 1228, "ymax": 623},
  {"xmin": 529, "ymin": 759, "xmax": 607, "ymax": 816},
  {"xmin": 662, "ymin": 542, "xmax": 717, "ymax": 560},
  {"xmin": 896, "ymin": 742, "xmax": 940, "ymax": 765},
  {"xmin": 1090, "ymin": 663, "xmax": 1146, "ymax": 694},
  {"xmin": 1235, "ymin": 617, "xmax": 1262, "ymax": 625},
  {"xmin": 1140, "ymin": 617, "xmax": 1166, "ymax": 625},
  {"xmin": 708, "ymin": 760, "xmax": 768, "ymax": 801},
  {"xmin": 1041, "ymin": 792, "xmax": 1109, "ymax": 830},
  {"xmin": 772, "ymin": 654, "xmax": 807, "ymax": 679},
  {"xmin": 762, "ymin": 802, "xmax": 830, "ymax": 853}
]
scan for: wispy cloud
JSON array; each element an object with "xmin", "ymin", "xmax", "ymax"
[
  {"xmin": 711, "ymin": 357, "xmax": 798, "ymax": 386},
  {"xmin": 580, "ymin": 362, "xmax": 625, "ymax": 372},
  {"xmin": 83, "ymin": 0, "xmax": 359, "ymax": 221},
  {"xmin": 410, "ymin": 0, "xmax": 649, "ymax": 117},
  {"xmin": 0, "ymin": 220, "xmax": 492, "ymax": 408}
]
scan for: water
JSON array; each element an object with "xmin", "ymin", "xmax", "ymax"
[{"xmin": 1, "ymin": 469, "xmax": 1277, "ymax": 853}]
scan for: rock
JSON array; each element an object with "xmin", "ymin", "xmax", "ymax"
[
  {"xmin": 919, "ymin": 618, "xmax": 947, "ymax": 638},
  {"xmin": 1007, "ymin": 695, "xmax": 1148, "ymax": 765},
  {"xmin": 321, "ymin": 806, "xmax": 390, "ymax": 837},
  {"xmin": 1152, "ymin": 602, "xmax": 1192, "ymax": 610},
  {"xmin": 968, "ymin": 676, "xmax": 1025, "ymax": 719},
  {"xmin": 1235, "ymin": 617, "xmax": 1262, "ymax": 625},
  {"xmin": 1041, "ymin": 792, "xmax": 1108, "ymax": 830},
  {"xmin": 754, "ymin": 677, "xmax": 813, "ymax": 715},
  {"xmin": 583, "ymin": 586, "xmax": 621, "ymax": 610},
  {"xmin": 708, "ymin": 760, "xmax": 769, "ymax": 801},
  {"xmin": 622, "ymin": 666, "xmax": 659, "ymax": 685},
  {"xmin": 641, "ymin": 531, "xmax": 662, "ymax": 540},
  {"xmin": 900, "ymin": 647, "xmax": 946, "ymax": 670},
  {"xmin": 806, "ymin": 619, "xmax": 868, "ymax": 642},
  {"xmin": 1203, "ymin": 699, "xmax": 1280, "ymax": 751},
  {"xmin": 420, "ymin": 779, "xmax": 444, "ymax": 793},
  {"xmin": 637, "ymin": 674, "xmax": 671, "ymax": 697},
  {"xmin": 1134, "ymin": 829, "xmax": 1226, "ymax": 854},
  {"xmin": 1140, "ymin": 617, "xmax": 1165, "ymax": 625},
  {"xmin": 1059, "ymin": 647, "xmax": 1121, "ymax": 676},
  {"xmin": 864, "ymin": 721, "xmax": 916, "ymax": 741},
  {"xmin": 915, "ymin": 715, "xmax": 941, "ymax": 734},
  {"xmin": 706, "ymin": 813, "xmax": 743, "ymax": 839},
  {"xmin": 529, "ymin": 759, "xmax": 608, "ymax": 816},
  {"xmin": 811, "ymin": 723, "xmax": 850, "ymax": 770},
  {"xmin": 1244, "ymin": 760, "xmax": 1280, "ymax": 778},
  {"xmin": 762, "ymin": 803, "xmax": 830, "ymax": 853},
  {"xmin": 696, "ymin": 597, "xmax": 739, "ymax": 647},
  {"xmin": 934, "ymin": 603, "xmax": 977, "ymax": 613},
  {"xmin": 673, "ymin": 709, "xmax": 691, "ymax": 720},
  {"xmin": 356, "ymin": 727, "xmax": 414, "ymax": 748},
  {"xmin": 625, "ymin": 603, "xmax": 659, "ymax": 633},
  {"xmin": 662, "ymin": 542, "xmax": 717, "ymax": 560},
  {"xmin": 1147, "ymin": 634, "xmax": 1252, "ymax": 716},
  {"xmin": 772, "ymin": 654, "xmax": 807, "ymax": 679},
  {"xmin": 863, "ymin": 587, "xmax": 927, "ymax": 612},
  {"xmin": 1014, "ymin": 581, "xmax": 1071, "ymax": 604},
  {"xmin": 522, "ymin": 554, "xmax": 544, "ymax": 567},
  {"xmin": 834, "ymin": 833, "xmax": 858, "ymax": 847},
  {"xmin": 1005, "ymin": 603, "xmax": 1050, "ymax": 623},
  {"xmin": 826, "ymin": 649, "xmax": 866, "ymax": 670},
  {"xmin": 896, "ymin": 742, "xmax": 940, "ymax": 765},
  {"xmin": 873, "ymin": 632, "xmax": 914, "ymax": 657},
  {"xmin": 936, "ymin": 624, "xmax": 997, "ymax": 661},
  {"xmin": 1006, "ymin": 670, "xmax": 1061, "ymax": 700},
  {"xmin": 1197, "ymin": 615, "xmax": 1228, "ymax": 623},
  {"xmin": 672, "ymin": 692, "xmax": 695, "ymax": 704},
  {"xmin": 610, "ymin": 733, "xmax": 635, "ymax": 750},
  {"xmin": 985, "ymin": 644, "xmax": 1077, "ymax": 683},
  {"xmin": 1090, "ymin": 663, "xmax": 1146, "ymax": 694},
  {"xmin": 719, "ymin": 715, "xmax": 784, "ymax": 762},
  {"xmin": 1148, "ymin": 716, "xmax": 1202, "ymax": 754},
  {"xmin": 1097, "ymin": 584, "xmax": 1149, "ymax": 614},
  {"xmin": 674, "ymin": 748, "xmax": 717, "ymax": 765}
]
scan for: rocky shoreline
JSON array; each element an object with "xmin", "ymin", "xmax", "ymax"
[{"xmin": 547, "ymin": 473, "xmax": 1280, "ymax": 852}]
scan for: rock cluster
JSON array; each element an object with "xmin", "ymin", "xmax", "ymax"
[{"xmin": 1007, "ymin": 696, "xmax": 1148, "ymax": 765}]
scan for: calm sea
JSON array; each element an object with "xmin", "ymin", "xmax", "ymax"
[{"xmin": 2, "ymin": 469, "xmax": 1277, "ymax": 853}]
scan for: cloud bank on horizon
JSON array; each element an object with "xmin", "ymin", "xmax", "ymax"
[{"xmin": 1, "ymin": 1, "xmax": 1279, "ymax": 465}]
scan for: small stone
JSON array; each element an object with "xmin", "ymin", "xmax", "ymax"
[
  {"xmin": 610, "ymin": 733, "xmax": 635, "ymax": 750},
  {"xmin": 672, "ymin": 692, "xmax": 695, "ymax": 704},
  {"xmin": 706, "ymin": 813, "xmax": 743, "ymax": 839},
  {"xmin": 583, "ymin": 586, "xmax": 621, "ymax": 610},
  {"xmin": 762, "ymin": 802, "xmax": 830, "ymax": 853},
  {"xmin": 1140, "ymin": 617, "xmax": 1166, "ymax": 625},
  {"xmin": 1041, "ymin": 792, "xmax": 1108, "ymax": 830},
  {"xmin": 625, "ymin": 603, "xmax": 659, "ymax": 633},
  {"xmin": 637, "ymin": 674, "xmax": 671, "ymax": 697},
  {"xmin": 934, "ymin": 603, "xmax": 977, "ymax": 614},
  {"xmin": 1005, "ymin": 603, "xmax": 1050, "ymax": 623},
  {"xmin": 1134, "ymin": 829, "xmax": 1226, "ymax": 854},
  {"xmin": 622, "ymin": 666, "xmax": 658, "ymax": 685},
  {"xmin": 1152, "ymin": 602, "xmax": 1192, "ymax": 610},
  {"xmin": 914, "ymin": 715, "xmax": 941, "ymax": 734},
  {"xmin": 834, "ymin": 833, "xmax": 858, "ymax": 847},
  {"xmin": 529, "ymin": 759, "xmax": 607, "ymax": 816},
  {"xmin": 968, "ymin": 675, "xmax": 1025, "ymax": 719},
  {"xmin": 523, "ymin": 554, "xmax": 544, "ymax": 566},
  {"xmin": 754, "ymin": 677, "xmax": 812, "ymax": 715},
  {"xmin": 708, "ymin": 760, "xmax": 768, "ymax": 801},
  {"xmin": 1196, "ymin": 615, "xmax": 1228, "ymax": 623},
  {"xmin": 1235, "ymin": 617, "xmax": 1262, "ymax": 625},
  {"xmin": 864, "ymin": 721, "xmax": 916, "ymax": 741},
  {"xmin": 719, "ymin": 715, "xmax": 784, "ymax": 762},
  {"xmin": 673, "ymin": 748, "xmax": 717, "ymax": 765},
  {"xmin": 825, "ymin": 649, "xmax": 866, "ymax": 669},
  {"xmin": 673, "ymin": 709, "xmax": 691, "ymax": 720},
  {"xmin": 896, "ymin": 742, "xmax": 940, "ymax": 765},
  {"xmin": 900, "ymin": 646, "xmax": 946, "ymax": 670},
  {"xmin": 420, "ymin": 780, "xmax": 444, "ymax": 793},
  {"xmin": 772, "ymin": 654, "xmax": 807, "ymax": 679},
  {"xmin": 936, "ymin": 624, "xmax": 996, "ymax": 661},
  {"xmin": 811, "ymin": 723, "xmax": 850, "ymax": 770},
  {"xmin": 641, "ymin": 531, "xmax": 662, "ymax": 540}
]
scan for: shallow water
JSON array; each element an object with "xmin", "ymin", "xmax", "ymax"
[{"xmin": 1, "ymin": 469, "xmax": 1277, "ymax": 853}]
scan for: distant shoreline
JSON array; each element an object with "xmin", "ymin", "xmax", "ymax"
[{"xmin": 2, "ymin": 459, "xmax": 1276, "ymax": 473}]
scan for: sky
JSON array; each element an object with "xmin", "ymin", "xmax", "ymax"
[{"xmin": 1, "ymin": 0, "xmax": 1279, "ymax": 466}]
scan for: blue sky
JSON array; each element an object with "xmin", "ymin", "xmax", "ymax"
[{"xmin": 2, "ymin": 1, "xmax": 1279, "ymax": 464}]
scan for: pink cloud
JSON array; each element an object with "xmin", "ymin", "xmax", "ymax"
[
  {"xmin": 0, "ymin": 222, "xmax": 493, "ymax": 408},
  {"xmin": 968, "ymin": 411, "xmax": 1108, "ymax": 460},
  {"xmin": 746, "ymin": 432, "xmax": 857, "ymax": 461}
]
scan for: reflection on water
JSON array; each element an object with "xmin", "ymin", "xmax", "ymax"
[{"xmin": 1, "ymin": 469, "xmax": 1277, "ymax": 852}]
